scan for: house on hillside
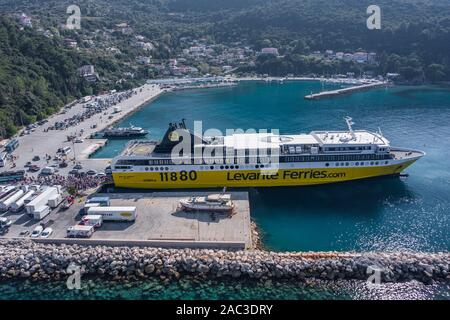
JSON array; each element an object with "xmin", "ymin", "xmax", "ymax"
[{"xmin": 78, "ymin": 65, "xmax": 99, "ymax": 83}]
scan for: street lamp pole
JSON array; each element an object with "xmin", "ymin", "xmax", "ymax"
[{"xmin": 72, "ymin": 140, "xmax": 76, "ymax": 163}]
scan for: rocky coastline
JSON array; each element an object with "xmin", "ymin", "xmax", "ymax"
[{"xmin": 0, "ymin": 239, "xmax": 448, "ymax": 285}]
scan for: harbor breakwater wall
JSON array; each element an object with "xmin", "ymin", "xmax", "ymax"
[{"xmin": 0, "ymin": 240, "xmax": 448, "ymax": 284}]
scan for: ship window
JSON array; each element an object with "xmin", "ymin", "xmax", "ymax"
[
  {"xmin": 225, "ymin": 166, "xmax": 229, "ymax": 169},
  {"xmin": 236, "ymin": 165, "xmax": 239, "ymax": 169},
  {"xmin": 155, "ymin": 167, "xmax": 159, "ymax": 171},
  {"xmin": 210, "ymin": 166, "xmax": 214, "ymax": 170},
  {"xmin": 385, "ymin": 161, "xmax": 388, "ymax": 165},
  {"xmin": 255, "ymin": 165, "xmax": 259, "ymax": 169},
  {"xmin": 345, "ymin": 162, "xmax": 349, "ymax": 166},
  {"xmin": 165, "ymin": 167, "xmax": 169, "ymax": 171},
  {"xmin": 145, "ymin": 167, "xmax": 149, "ymax": 171},
  {"xmin": 230, "ymin": 165, "xmax": 234, "ymax": 169},
  {"xmin": 355, "ymin": 162, "xmax": 359, "ymax": 166},
  {"xmin": 325, "ymin": 163, "xmax": 330, "ymax": 167},
  {"xmin": 220, "ymin": 166, "xmax": 224, "ymax": 170},
  {"xmin": 375, "ymin": 162, "xmax": 379, "ymax": 165},
  {"xmin": 335, "ymin": 163, "xmax": 339, "ymax": 166}
]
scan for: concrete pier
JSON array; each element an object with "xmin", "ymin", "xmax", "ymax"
[
  {"xmin": 1, "ymin": 191, "xmax": 252, "ymax": 250},
  {"xmin": 305, "ymin": 81, "xmax": 389, "ymax": 100}
]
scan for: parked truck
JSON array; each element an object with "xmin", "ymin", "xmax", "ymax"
[
  {"xmin": 33, "ymin": 206, "xmax": 51, "ymax": 220},
  {"xmin": 48, "ymin": 194, "xmax": 63, "ymax": 208},
  {"xmin": 87, "ymin": 206, "xmax": 137, "ymax": 222},
  {"xmin": 81, "ymin": 215, "xmax": 103, "ymax": 228},
  {"xmin": 25, "ymin": 186, "xmax": 60, "ymax": 214},
  {"xmin": 83, "ymin": 202, "xmax": 100, "ymax": 214},
  {"xmin": 10, "ymin": 190, "xmax": 35, "ymax": 212},
  {"xmin": 67, "ymin": 225, "xmax": 94, "ymax": 238},
  {"xmin": 0, "ymin": 189, "xmax": 24, "ymax": 211},
  {"xmin": 0, "ymin": 186, "xmax": 16, "ymax": 201},
  {"xmin": 86, "ymin": 196, "xmax": 110, "ymax": 207}
]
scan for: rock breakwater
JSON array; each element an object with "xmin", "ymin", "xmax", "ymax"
[{"xmin": 0, "ymin": 240, "xmax": 448, "ymax": 284}]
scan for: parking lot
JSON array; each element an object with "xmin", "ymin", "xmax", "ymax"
[{"xmin": 0, "ymin": 191, "xmax": 252, "ymax": 249}]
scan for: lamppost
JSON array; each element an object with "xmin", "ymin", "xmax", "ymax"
[{"xmin": 72, "ymin": 139, "xmax": 77, "ymax": 164}]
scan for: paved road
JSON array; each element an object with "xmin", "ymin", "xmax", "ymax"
[{"xmin": 0, "ymin": 84, "xmax": 162, "ymax": 177}]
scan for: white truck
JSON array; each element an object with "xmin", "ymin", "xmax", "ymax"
[
  {"xmin": 81, "ymin": 215, "xmax": 103, "ymax": 228},
  {"xmin": 0, "ymin": 189, "xmax": 24, "ymax": 211},
  {"xmin": 25, "ymin": 186, "xmax": 60, "ymax": 215},
  {"xmin": 48, "ymin": 194, "xmax": 63, "ymax": 208},
  {"xmin": 10, "ymin": 190, "xmax": 35, "ymax": 212},
  {"xmin": 67, "ymin": 225, "xmax": 94, "ymax": 238},
  {"xmin": 33, "ymin": 206, "xmax": 51, "ymax": 220},
  {"xmin": 87, "ymin": 206, "xmax": 137, "ymax": 222},
  {"xmin": 83, "ymin": 202, "xmax": 100, "ymax": 214}
]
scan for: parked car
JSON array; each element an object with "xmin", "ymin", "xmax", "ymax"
[
  {"xmin": 29, "ymin": 165, "xmax": 40, "ymax": 172},
  {"xmin": 59, "ymin": 161, "xmax": 68, "ymax": 168},
  {"xmin": 32, "ymin": 155, "xmax": 40, "ymax": 161},
  {"xmin": 40, "ymin": 167, "xmax": 55, "ymax": 175},
  {"xmin": 95, "ymin": 172, "xmax": 106, "ymax": 178},
  {"xmin": 68, "ymin": 169, "xmax": 79, "ymax": 175},
  {"xmin": 74, "ymin": 164, "xmax": 83, "ymax": 170},
  {"xmin": 24, "ymin": 161, "xmax": 32, "ymax": 167},
  {"xmin": 40, "ymin": 227, "xmax": 53, "ymax": 238},
  {"xmin": 75, "ymin": 139, "xmax": 84, "ymax": 143},
  {"xmin": 30, "ymin": 226, "xmax": 43, "ymax": 238},
  {"xmin": 0, "ymin": 217, "xmax": 12, "ymax": 229},
  {"xmin": 87, "ymin": 170, "xmax": 97, "ymax": 176}
]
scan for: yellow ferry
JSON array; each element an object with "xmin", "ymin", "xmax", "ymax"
[{"xmin": 111, "ymin": 118, "xmax": 424, "ymax": 189}]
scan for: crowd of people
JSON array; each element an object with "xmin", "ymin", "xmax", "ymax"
[{"xmin": 22, "ymin": 173, "xmax": 108, "ymax": 191}]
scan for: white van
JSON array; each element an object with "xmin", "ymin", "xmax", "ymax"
[
  {"xmin": 61, "ymin": 146, "xmax": 72, "ymax": 156},
  {"xmin": 40, "ymin": 167, "xmax": 55, "ymax": 175}
]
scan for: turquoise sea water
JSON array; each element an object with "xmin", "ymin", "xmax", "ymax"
[
  {"xmin": 93, "ymin": 81, "xmax": 450, "ymax": 253},
  {"xmin": 0, "ymin": 278, "xmax": 448, "ymax": 300}
]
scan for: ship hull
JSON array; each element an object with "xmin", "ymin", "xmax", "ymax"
[{"xmin": 112, "ymin": 159, "xmax": 418, "ymax": 189}]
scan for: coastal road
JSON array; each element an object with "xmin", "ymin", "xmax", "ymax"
[{"xmin": 0, "ymin": 84, "xmax": 162, "ymax": 177}]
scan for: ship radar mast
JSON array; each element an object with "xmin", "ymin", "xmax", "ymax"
[{"xmin": 344, "ymin": 116, "xmax": 356, "ymax": 140}]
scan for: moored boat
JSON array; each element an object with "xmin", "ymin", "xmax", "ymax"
[{"xmin": 179, "ymin": 193, "xmax": 235, "ymax": 213}]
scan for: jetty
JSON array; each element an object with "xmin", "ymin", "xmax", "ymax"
[{"xmin": 305, "ymin": 81, "xmax": 389, "ymax": 100}]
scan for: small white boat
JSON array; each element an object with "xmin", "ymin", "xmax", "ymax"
[{"xmin": 179, "ymin": 193, "xmax": 235, "ymax": 213}]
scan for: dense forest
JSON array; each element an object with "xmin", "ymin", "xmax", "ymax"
[
  {"xmin": 1, "ymin": 0, "xmax": 450, "ymax": 137},
  {"xmin": 0, "ymin": 15, "xmax": 93, "ymax": 137}
]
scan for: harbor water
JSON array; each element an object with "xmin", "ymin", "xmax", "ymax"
[
  {"xmin": 92, "ymin": 81, "xmax": 450, "ymax": 253},
  {"xmin": 0, "ymin": 277, "xmax": 448, "ymax": 300}
]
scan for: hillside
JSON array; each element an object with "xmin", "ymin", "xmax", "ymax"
[
  {"xmin": 0, "ymin": 15, "xmax": 95, "ymax": 138},
  {"xmin": 1, "ymin": 0, "xmax": 450, "ymax": 137}
]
